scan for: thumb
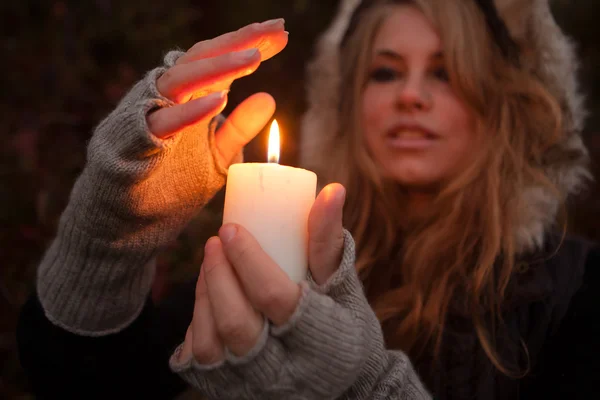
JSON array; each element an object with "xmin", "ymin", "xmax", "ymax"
[
  {"xmin": 308, "ymin": 183, "xmax": 346, "ymax": 285},
  {"xmin": 214, "ymin": 92, "xmax": 276, "ymax": 167}
]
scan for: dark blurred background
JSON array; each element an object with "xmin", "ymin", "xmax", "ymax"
[{"xmin": 0, "ymin": 0, "xmax": 598, "ymax": 398}]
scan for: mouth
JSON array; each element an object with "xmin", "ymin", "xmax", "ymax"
[{"xmin": 386, "ymin": 126, "xmax": 438, "ymax": 150}]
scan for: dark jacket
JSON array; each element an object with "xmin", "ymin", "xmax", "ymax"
[{"xmin": 413, "ymin": 234, "xmax": 599, "ymax": 399}]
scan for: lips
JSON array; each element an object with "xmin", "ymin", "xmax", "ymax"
[
  {"xmin": 388, "ymin": 129, "xmax": 433, "ymax": 139},
  {"xmin": 385, "ymin": 124, "xmax": 438, "ymax": 150}
]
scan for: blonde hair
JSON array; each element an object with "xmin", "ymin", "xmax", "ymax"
[{"xmin": 320, "ymin": 0, "xmax": 565, "ymax": 376}]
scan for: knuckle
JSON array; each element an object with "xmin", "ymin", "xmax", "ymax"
[
  {"xmin": 309, "ymin": 235, "xmax": 330, "ymax": 252},
  {"xmin": 256, "ymin": 285, "xmax": 285, "ymax": 311},
  {"xmin": 309, "ymin": 241, "xmax": 334, "ymax": 261},
  {"xmin": 158, "ymin": 68, "xmax": 176, "ymax": 93},
  {"xmin": 232, "ymin": 27, "xmax": 246, "ymax": 42},
  {"xmin": 202, "ymin": 256, "xmax": 221, "ymax": 276},
  {"xmin": 217, "ymin": 316, "xmax": 250, "ymax": 344},
  {"xmin": 188, "ymin": 39, "xmax": 207, "ymax": 53},
  {"xmin": 309, "ymin": 230, "xmax": 327, "ymax": 244},
  {"xmin": 311, "ymin": 231, "xmax": 344, "ymax": 254},
  {"xmin": 243, "ymin": 22, "xmax": 262, "ymax": 35},
  {"xmin": 228, "ymin": 237, "xmax": 254, "ymax": 265},
  {"xmin": 192, "ymin": 340, "xmax": 223, "ymax": 364},
  {"xmin": 231, "ymin": 23, "xmax": 261, "ymax": 45}
]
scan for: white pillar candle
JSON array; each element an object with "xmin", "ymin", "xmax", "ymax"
[{"xmin": 223, "ymin": 121, "xmax": 317, "ymax": 283}]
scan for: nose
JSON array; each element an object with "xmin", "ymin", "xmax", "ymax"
[{"xmin": 395, "ymin": 74, "xmax": 432, "ymax": 111}]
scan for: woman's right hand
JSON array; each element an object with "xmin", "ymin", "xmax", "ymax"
[
  {"xmin": 147, "ymin": 19, "xmax": 288, "ymax": 166},
  {"xmin": 34, "ymin": 19, "xmax": 289, "ymax": 335}
]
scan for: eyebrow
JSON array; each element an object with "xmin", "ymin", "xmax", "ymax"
[{"xmin": 375, "ymin": 49, "xmax": 444, "ymax": 61}]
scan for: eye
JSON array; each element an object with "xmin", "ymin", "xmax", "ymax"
[
  {"xmin": 369, "ymin": 67, "xmax": 399, "ymax": 82},
  {"xmin": 432, "ymin": 67, "xmax": 450, "ymax": 82}
]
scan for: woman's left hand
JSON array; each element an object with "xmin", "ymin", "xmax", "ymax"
[
  {"xmin": 170, "ymin": 183, "xmax": 431, "ymax": 400},
  {"xmin": 170, "ymin": 182, "xmax": 396, "ymax": 399},
  {"xmin": 178, "ymin": 182, "xmax": 347, "ymax": 364}
]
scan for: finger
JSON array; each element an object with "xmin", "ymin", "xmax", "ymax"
[
  {"xmin": 214, "ymin": 92, "xmax": 276, "ymax": 167},
  {"xmin": 203, "ymin": 236, "xmax": 264, "ymax": 357},
  {"xmin": 219, "ymin": 224, "xmax": 301, "ymax": 327},
  {"xmin": 158, "ymin": 49, "xmax": 261, "ymax": 104},
  {"xmin": 308, "ymin": 183, "xmax": 346, "ymax": 285},
  {"xmin": 147, "ymin": 91, "xmax": 227, "ymax": 139},
  {"xmin": 177, "ymin": 19, "xmax": 288, "ymax": 65},
  {"xmin": 190, "ymin": 267, "xmax": 225, "ymax": 365}
]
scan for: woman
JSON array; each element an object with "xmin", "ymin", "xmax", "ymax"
[
  {"xmin": 17, "ymin": 0, "xmax": 597, "ymax": 399},
  {"xmin": 299, "ymin": 0, "xmax": 598, "ymax": 398}
]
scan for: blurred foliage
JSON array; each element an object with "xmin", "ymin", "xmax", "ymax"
[{"xmin": 0, "ymin": 0, "xmax": 598, "ymax": 398}]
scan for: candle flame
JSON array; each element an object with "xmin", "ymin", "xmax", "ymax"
[{"xmin": 268, "ymin": 120, "xmax": 280, "ymax": 164}]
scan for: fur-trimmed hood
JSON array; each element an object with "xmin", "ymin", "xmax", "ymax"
[{"xmin": 299, "ymin": 0, "xmax": 591, "ymax": 253}]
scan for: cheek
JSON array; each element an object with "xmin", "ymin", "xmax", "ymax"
[
  {"xmin": 361, "ymin": 86, "xmax": 391, "ymax": 150},
  {"xmin": 439, "ymin": 96, "xmax": 477, "ymax": 155},
  {"xmin": 361, "ymin": 87, "xmax": 379, "ymax": 130}
]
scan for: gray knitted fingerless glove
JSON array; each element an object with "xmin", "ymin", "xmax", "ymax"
[
  {"xmin": 169, "ymin": 231, "xmax": 430, "ymax": 399},
  {"xmin": 37, "ymin": 50, "xmax": 231, "ymax": 336}
]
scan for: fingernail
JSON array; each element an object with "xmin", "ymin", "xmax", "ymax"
[
  {"xmin": 262, "ymin": 18, "xmax": 284, "ymax": 27},
  {"xmin": 219, "ymin": 224, "xmax": 238, "ymax": 244},
  {"xmin": 284, "ymin": 30, "xmax": 289, "ymax": 35},
  {"xmin": 238, "ymin": 48, "xmax": 259, "ymax": 61}
]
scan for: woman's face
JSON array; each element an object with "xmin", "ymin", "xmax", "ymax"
[{"xmin": 362, "ymin": 5, "xmax": 477, "ymax": 190}]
